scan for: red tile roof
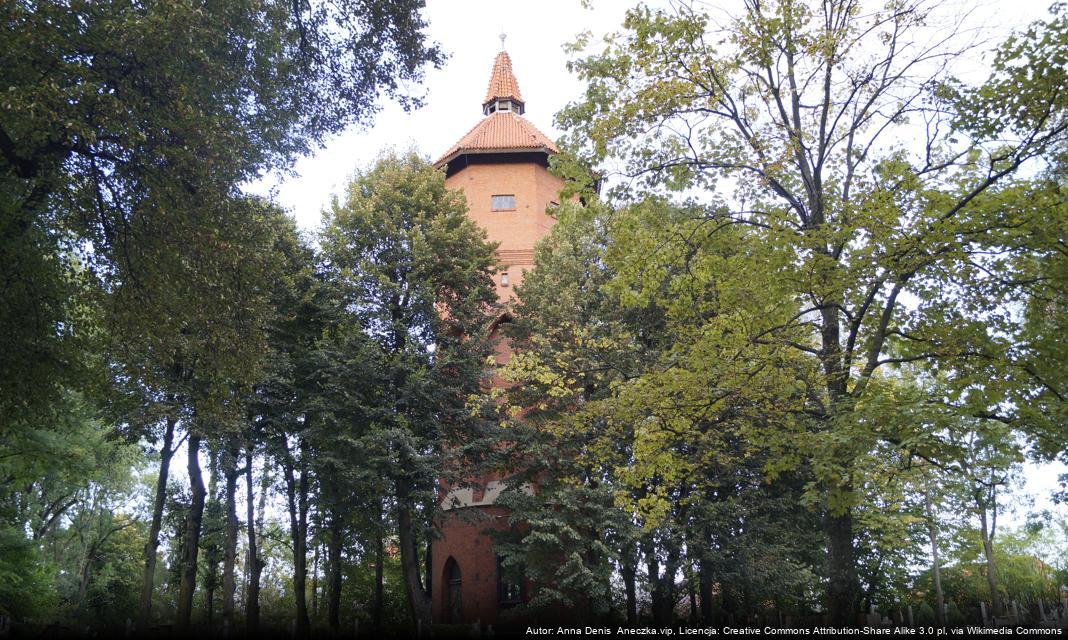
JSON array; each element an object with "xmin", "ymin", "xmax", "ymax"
[
  {"xmin": 435, "ymin": 112, "xmax": 558, "ymax": 167},
  {"xmin": 483, "ymin": 51, "xmax": 524, "ymax": 104}
]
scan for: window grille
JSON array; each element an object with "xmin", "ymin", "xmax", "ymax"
[{"xmin": 491, "ymin": 194, "xmax": 516, "ymax": 210}]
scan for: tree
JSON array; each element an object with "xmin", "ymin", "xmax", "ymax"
[
  {"xmin": 556, "ymin": 0, "xmax": 1068, "ymax": 621},
  {"xmin": 242, "ymin": 210, "xmax": 331, "ymax": 637},
  {"xmin": 947, "ymin": 420, "xmax": 1024, "ymax": 617},
  {"xmin": 0, "ymin": 0, "xmax": 443, "ymax": 434},
  {"xmin": 0, "ymin": 389, "xmax": 146, "ymax": 631},
  {"xmin": 501, "ymin": 200, "xmax": 825, "ymax": 624},
  {"xmin": 3, "ymin": 4, "xmax": 443, "ymax": 622},
  {"xmin": 320, "ymin": 151, "xmax": 499, "ymax": 629}
]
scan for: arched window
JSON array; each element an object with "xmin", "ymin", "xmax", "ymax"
[{"xmin": 443, "ymin": 557, "xmax": 462, "ymax": 623}]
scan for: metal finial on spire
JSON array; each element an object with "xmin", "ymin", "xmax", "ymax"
[{"xmin": 499, "ymin": 32, "xmax": 507, "ymax": 50}]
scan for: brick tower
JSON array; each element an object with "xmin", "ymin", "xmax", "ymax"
[{"xmin": 429, "ymin": 46, "xmax": 564, "ymax": 628}]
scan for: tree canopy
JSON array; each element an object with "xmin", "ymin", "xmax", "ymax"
[{"xmin": 1, "ymin": 0, "xmax": 1066, "ymax": 634}]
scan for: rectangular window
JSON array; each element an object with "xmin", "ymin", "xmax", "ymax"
[
  {"xmin": 491, "ymin": 194, "xmax": 516, "ymax": 211},
  {"xmin": 497, "ymin": 556, "xmax": 524, "ymax": 605}
]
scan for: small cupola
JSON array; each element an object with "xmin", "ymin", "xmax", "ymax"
[{"xmin": 482, "ymin": 45, "xmax": 525, "ymax": 116}]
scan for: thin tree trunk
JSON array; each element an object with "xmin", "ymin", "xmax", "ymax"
[
  {"xmin": 622, "ymin": 555, "xmax": 638, "ymax": 626},
  {"xmin": 979, "ymin": 506, "xmax": 1002, "ymax": 617},
  {"xmin": 825, "ymin": 507, "xmax": 859, "ymax": 625},
  {"xmin": 245, "ymin": 450, "xmax": 263, "ymax": 636},
  {"xmin": 221, "ymin": 438, "xmax": 240, "ymax": 635},
  {"xmin": 425, "ymin": 526, "xmax": 433, "ymax": 606},
  {"xmin": 138, "ymin": 415, "xmax": 176, "ymax": 631},
  {"xmin": 699, "ymin": 559, "xmax": 714, "ymax": 625},
  {"xmin": 924, "ymin": 484, "xmax": 945, "ymax": 626},
  {"xmin": 661, "ymin": 540, "xmax": 682, "ymax": 625},
  {"xmin": 297, "ymin": 450, "xmax": 311, "ymax": 634},
  {"xmin": 644, "ymin": 539, "xmax": 666, "ymax": 626},
  {"xmin": 205, "ymin": 449, "xmax": 220, "ymax": 628},
  {"xmin": 312, "ymin": 541, "xmax": 320, "ymax": 620},
  {"xmin": 239, "ymin": 547, "xmax": 248, "ymax": 620},
  {"xmin": 205, "ymin": 580, "xmax": 215, "ymax": 628},
  {"xmin": 77, "ymin": 557, "xmax": 91, "ymax": 604},
  {"xmin": 373, "ymin": 509, "xmax": 384, "ymax": 632},
  {"xmin": 327, "ymin": 511, "xmax": 343, "ymax": 631},
  {"xmin": 688, "ymin": 567, "xmax": 698, "ymax": 622},
  {"xmin": 396, "ymin": 480, "xmax": 431, "ymax": 629},
  {"xmin": 282, "ymin": 437, "xmax": 311, "ymax": 636},
  {"xmin": 176, "ymin": 433, "xmax": 207, "ymax": 629}
]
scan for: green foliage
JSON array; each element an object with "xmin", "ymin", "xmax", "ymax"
[
  {"xmin": 0, "ymin": 389, "xmax": 146, "ymax": 628},
  {"xmin": 1, "ymin": 0, "xmax": 472, "ymax": 633},
  {"xmin": 499, "ymin": 199, "xmax": 826, "ymax": 620},
  {"xmin": 0, "ymin": 527, "xmax": 57, "ymax": 621},
  {"xmin": 65, "ymin": 520, "xmax": 147, "ymax": 629},
  {"xmin": 320, "ymin": 150, "xmax": 499, "ymax": 623},
  {"xmin": 550, "ymin": 0, "xmax": 1068, "ymax": 618},
  {"xmin": 339, "ymin": 537, "xmax": 410, "ymax": 631},
  {"xmin": 1, "ymin": 0, "xmax": 443, "ymax": 434},
  {"xmin": 915, "ymin": 602, "xmax": 936, "ymax": 624},
  {"xmin": 3, "ymin": 0, "xmax": 1066, "ymax": 630},
  {"xmin": 320, "ymin": 150, "xmax": 499, "ymax": 470}
]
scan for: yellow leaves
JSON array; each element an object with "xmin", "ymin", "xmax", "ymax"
[{"xmin": 634, "ymin": 492, "xmax": 672, "ymax": 528}]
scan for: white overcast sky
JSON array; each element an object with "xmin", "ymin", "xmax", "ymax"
[
  {"xmin": 244, "ymin": 0, "xmax": 1064, "ymax": 521},
  {"xmin": 249, "ymin": 0, "xmax": 1058, "ymax": 234},
  {"xmin": 249, "ymin": 0, "xmax": 631, "ymax": 232}
]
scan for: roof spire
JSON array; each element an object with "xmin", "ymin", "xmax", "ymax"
[
  {"xmin": 499, "ymin": 31, "xmax": 507, "ymax": 50},
  {"xmin": 482, "ymin": 48, "xmax": 525, "ymax": 115}
]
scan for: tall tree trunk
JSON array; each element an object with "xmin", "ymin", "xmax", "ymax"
[
  {"xmin": 204, "ymin": 449, "xmax": 220, "ymax": 628},
  {"xmin": 699, "ymin": 558, "xmax": 714, "ymax": 625},
  {"xmin": 205, "ymin": 579, "xmax": 215, "ymax": 628},
  {"xmin": 138, "ymin": 415, "xmax": 176, "ymax": 631},
  {"xmin": 645, "ymin": 534, "xmax": 681, "ymax": 626},
  {"xmin": 644, "ymin": 538, "xmax": 668, "ymax": 626},
  {"xmin": 622, "ymin": 555, "xmax": 638, "ymax": 626},
  {"xmin": 978, "ymin": 505, "xmax": 1002, "ymax": 617},
  {"xmin": 661, "ymin": 539, "xmax": 682, "ymax": 625},
  {"xmin": 824, "ymin": 507, "xmax": 859, "ymax": 625},
  {"xmin": 311, "ymin": 541, "xmax": 320, "ymax": 620},
  {"xmin": 245, "ymin": 450, "xmax": 263, "ymax": 636},
  {"xmin": 221, "ymin": 438, "xmax": 240, "ymax": 635},
  {"xmin": 424, "ymin": 526, "xmax": 433, "ymax": 605},
  {"xmin": 297, "ymin": 450, "xmax": 311, "ymax": 634},
  {"xmin": 687, "ymin": 567, "xmax": 698, "ymax": 622},
  {"xmin": 282, "ymin": 437, "xmax": 311, "ymax": 636},
  {"xmin": 77, "ymin": 555, "xmax": 92, "ymax": 604},
  {"xmin": 176, "ymin": 433, "xmax": 207, "ymax": 629},
  {"xmin": 924, "ymin": 484, "xmax": 945, "ymax": 626},
  {"xmin": 396, "ymin": 479, "xmax": 431, "ymax": 629},
  {"xmin": 327, "ymin": 512, "xmax": 343, "ymax": 631},
  {"xmin": 373, "ymin": 510, "xmax": 385, "ymax": 632},
  {"xmin": 820, "ymin": 298, "xmax": 861, "ymax": 626}
]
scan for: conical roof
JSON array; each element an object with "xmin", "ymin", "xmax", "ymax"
[
  {"xmin": 483, "ymin": 51, "xmax": 524, "ymax": 105},
  {"xmin": 435, "ymin": 50, "xmax": 557, "ymax": 170}
]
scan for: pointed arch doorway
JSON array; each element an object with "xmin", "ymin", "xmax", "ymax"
[{"xmin": 443, "ymin": 557, "xmax": 463, "ymax": 623}]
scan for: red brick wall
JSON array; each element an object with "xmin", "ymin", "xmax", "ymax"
[
  {"xmin": 432, "ymin": 504, "xmax": 513, "ymax": 626},
  {"xmin": 430, "ymin": 155, "xmax": 563, "ymax": 627},
  {"xmin": 444, "ymin": 159, "xmax": 565, "ymax": 301}
]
